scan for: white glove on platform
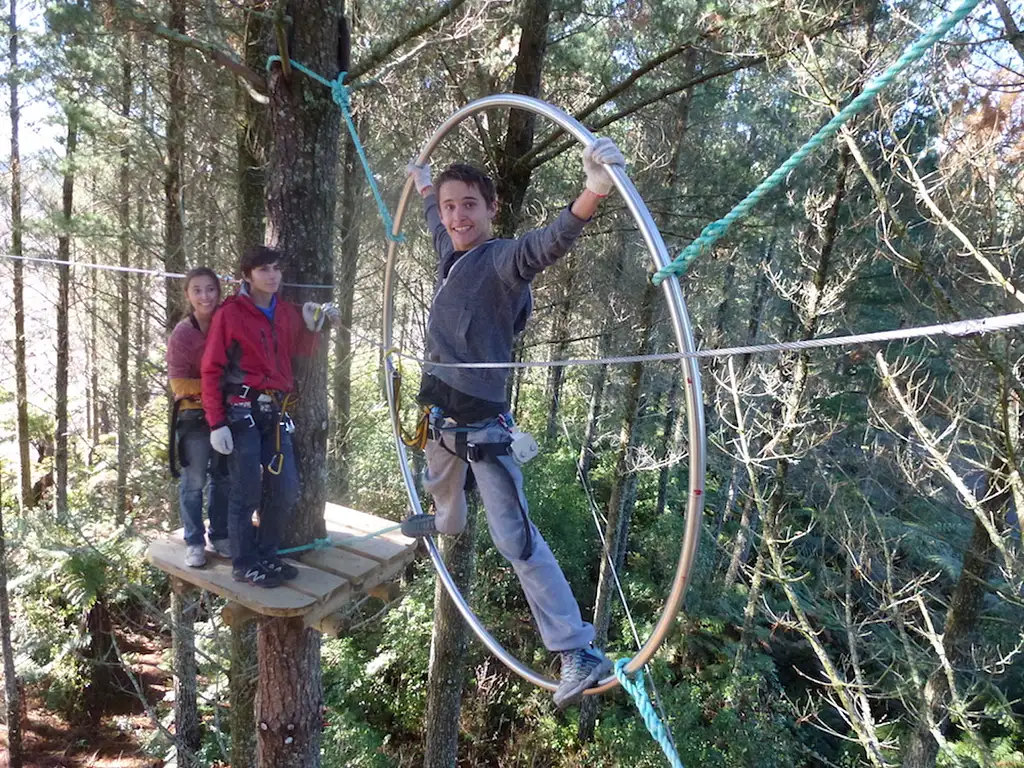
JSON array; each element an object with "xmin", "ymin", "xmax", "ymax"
[
  {"xmin": 210, "ymin": 426, "xmax": 233, "ymax": 455},
  {"xmin": 582, "ymin": 137, "xmax": 625, "ymax": 196},
  {"xmin": 407, "ymin": 161, "xmax": 433, "ymax": 195},
  {"xmin": 303, "ymin": 301, "xmax": 339, "ymax": 332}
]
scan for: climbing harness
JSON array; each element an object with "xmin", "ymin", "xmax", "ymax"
[
  {"xmin": 652, "ymin": 0, "xmax": 984, "ymax": 284},
  {"xmin": 224, "ymin": 385, "xmax": 296, "ymax": 476},
  {"xmin": 381, "ymin": 94, "xmax": 707, "ymax": 698}
]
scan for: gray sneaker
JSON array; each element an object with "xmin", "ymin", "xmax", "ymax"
[
  {"xmin": 185, "ymin": 544, "xmax": 207, "ymax": 568},
  {"xmin": 400, "ymin": 514, "xmax": 438, "ymax": 538},
  {"xmin": 553, "ymin": 646, "xmax": 612, "ymax": 709},
  {"xmin": 209, "ymin": 538, "xmax": 232, "ymax": 558}
]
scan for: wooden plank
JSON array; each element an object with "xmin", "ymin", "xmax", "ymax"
[
  {"xmin": 302, "ymin": 582, "xmax": 356, "ymax": 631},
  {"xmin": 280, "ymin": 559, "xmax": 349, "ymax": 600},
  {"xmin": 301, "ymin": 547, "xmax": 381, "ymax": 586},
  {"xmin": 325, "ymin": 503, "xmax": 414, "ymax": 545},
  {"xmin": 147, "ymin": 538, "xmax": 315, "ymax": 617},
  {"xmin": 325, "ymin": 519, "xmax": 411, "ymax": 562}
]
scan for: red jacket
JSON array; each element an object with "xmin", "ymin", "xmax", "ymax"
[{"xmin": 201, "ymin": 290, "xmax": 317, "ymax": 428}]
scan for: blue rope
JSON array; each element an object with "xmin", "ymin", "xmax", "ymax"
[
  {"xmin": 276, "ymin": 523, "xmax": 405, "ymax": 556},
  {"xmin": 651, "ymin": 0, "xmax": 983, "ymax": 285},
  {"xmin": 277, "ymin": 536, "xmax": 333, "ymax": 556},
  {"xmin": 614, "ymin": 659, "xmax": 684, "ymax": 768},
  {"xmin": 266, "ymin": 55, "xmax": 404, "ymax": 244}
]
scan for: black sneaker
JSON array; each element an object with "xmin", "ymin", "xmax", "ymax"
[
  {"xmin": 261, "ymin": 556, "xmax": 299, "ymax": 581},
  {"xmin": 400, "ymin": 514, "xmax": 438, "ymax": 538},
  {"xmin": 232, "ymin": 563, "xmax": 283, "ymax": 588}
]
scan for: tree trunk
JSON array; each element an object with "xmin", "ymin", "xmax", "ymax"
[
  {"xmin": 901, "ymin": 461, "xmax": 1003, "ymax": 767},
  {"xmin": 495, "ymin": 0, "xmax": 552, "ymax": 234},
  {"xmin": 236, "ymin": 2, "xmax": 268, "ymax": 254},
  {"xmin": 544, "ymin": 257, "xmax": 574, "ymax": 441},
  {"xmin": 116, "ymin": 52, "xmax": 132, "ymax": 524},
  {"xmin": 171, "ymin": 582, "xmax": 201, "ymax": 767},
  {"xmin": 255, "ymin": 617, "xmax": 323, "ymax": 768},
  {"xmin": 578, "ymin": 318, "xmax": 612, "ymax": 481},
  {"xmin": 89, "ymin": 268, "xmax": 100, "ymax": 454},
  {"xmin": 0, "ymin": 497, "xmax": 23, "ymax": 768},
  {"xmin": 260, "ymin": 3, "xmax": 344, "ymax": 764},
  {"xmin": 424, "ymin": 491, "xmax": 479, "ymax": 767},
  {"xmin": 55, "ymin": 114, "xmax": 77, "ymax": 523},
  {"xmin": 165, "ymin": 0, "xmax": 187, "ymax": 330},
  {"xmin": 9, "ymin": 0, "xmax": 31, "ymax": 512},
  {"xmin": 654, "ymin": 373, "xmax": 680, "ymax": 516},
  {"xmin": 231, "ymin": 620, "xmax": 258, "ymax": 768},
  {"xmin": 722, "ymin": 496, "xmax": 756, "ymax": 590},
  {"xmin": 332, "ymin": 120, "xmax": 365, "ymax": 502},
  {"xmin": 84, "ymin": 596, "xmax": 118, "ymax": 723},
  {"xmin": 578, "ymin": 279, "xmax": 655, "ymax": 742}
]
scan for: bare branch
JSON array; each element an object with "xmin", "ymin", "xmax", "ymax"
[
  {"xmin": 113, "ymin": 0, "xmax": 267, "ymax": 94},
  {"xmin": 348, "ymin": 0, "xmax": 470, "ymax": 81}
]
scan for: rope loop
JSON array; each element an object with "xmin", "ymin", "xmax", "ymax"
[
  {"xmin": 330, "ymin": 73, "xmax": 351, "ymax": 111},
  {"xmin": 264, "ymin": 56, "xmax": 405, "ymax": 244},
  {"xmin": 614, "ymin": 659, "xmax": 685, "ymax": 768}
]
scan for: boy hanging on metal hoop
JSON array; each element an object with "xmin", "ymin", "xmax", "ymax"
[{"xmin": 402, "ymin": 138, "xmax": 624, "ymax": 708}]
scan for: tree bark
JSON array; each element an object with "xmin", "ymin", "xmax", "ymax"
[
  {"xmin": 0, "ymin": 491, "xmax": 22, "ymax": 767},
  {"xmin": 9, "ymin": 0, "xmax": 31, "ymax": 511},
  {"xmin": 165, "ymin": 0, "xmax": 187, "ymax": 329},
  {"xmin": 494, "ymin": 0, "xmax": 552, "ymax": 235},
  {"xmin": 171, "ymin": 581, "xmax": 201, "ymax": 767},
  {"xmin": 423, "ymin": 491, "xmax": 479, "ymax": 767},
  {"xmin": 255, "ymin": 617, "xmax": 323, "ymax": 768},
  {"xmin": 237, "ymin": 3, "xmax": 269, "ymax": 254},
  {"xmin": 55, "ymin": 116, "xmax": 77, "ymax": 523},
  {"xmin": 116, "ymin": 52, "xmax": 132, "ymax": 524},
  {"xmin": 259, "ymin": 3, "xmax": 345, "ymax": 764},
  {"xmin": 231, "ymin": 620, "xmax": 258, "ymax": 768}
]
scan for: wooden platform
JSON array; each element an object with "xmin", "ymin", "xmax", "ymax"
[{"xmin": 147, "ymin": 503, "xmax": 417, "ymax": 629}]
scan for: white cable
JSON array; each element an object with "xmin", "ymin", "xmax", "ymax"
[
  {"xmin": 368, "ymin": 312, "xmax": 1024, "ymax": 368},
  {"xmin": 5, "ymin": 252, "xmax": 1021, "ymax": 367},
  {"xmin": 0, "ymin": 252, "xmax": 335, "ymax": 290}
]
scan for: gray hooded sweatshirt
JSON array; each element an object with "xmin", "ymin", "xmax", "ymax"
[{"xmin": 422, "ymin": 192, "xmax": 587, "ymax": 404}]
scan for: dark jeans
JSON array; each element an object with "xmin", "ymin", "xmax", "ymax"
[
  {"xmin": 226, "ymin": 403, "xmax": 299, "ymax": 570},
  {"xmin": 177, "ymin": 417, "xmax": 229, "ymax": 546}
]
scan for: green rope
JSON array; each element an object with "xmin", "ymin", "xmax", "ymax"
[
  {"xmin": 266, "ymin": 55, "xmax": 404, "ymax": 244},
  {"xmin": 614, "ymin": 659, "xmax": 684, "ymax": 768},
  {"xmin": 276, "ymin": 523, "xmax": 404, "ymax": 555},
  {"xmin": 651, "ymin": 0, "xmax": 983, "ymax": 285}
]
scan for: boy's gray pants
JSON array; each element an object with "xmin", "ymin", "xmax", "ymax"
[{"xmin": 424, "ymin": 417, "xmax": 595, "ymax": 653}]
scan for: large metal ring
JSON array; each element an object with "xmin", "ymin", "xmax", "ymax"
[{"xmin": 382, "ymin": 95, "xmax": 706, "ymax": 696}]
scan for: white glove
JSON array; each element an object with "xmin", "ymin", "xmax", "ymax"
[
  {"xmin": 303, "ymin": 301, "xmax": 337, "ymax": 332},
  {"xmin": 407, "ymin": 161, "xmax": 433, "ymax": 195},
  {"xmin": 210, "ymin": 426, "xmax": 233, "ymax": 455},
  {"xmin": 582, "ymin": 137, "xmax": 625, "ymax": 196}
]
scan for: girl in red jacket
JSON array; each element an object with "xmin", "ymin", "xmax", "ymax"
[
  {"xmin": 201, "ymin": 246, "xmax": 336, "ymax": 587},
  {"xmin": 167, "ymin": 267, "xmax": 230, "ymax": 568}
]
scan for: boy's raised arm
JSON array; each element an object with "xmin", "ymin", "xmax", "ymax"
[
  {"xmin": 500, "ymin": 138, "xmax": 625, "ymax": 284},
  {"xmin": 408, "ymin": 162, "xmax": 454, "ymax": 265}
]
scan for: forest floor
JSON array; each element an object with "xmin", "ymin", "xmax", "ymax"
[{"xmin": 1, "ymin": 623, "xmax": 166, "ymax": 768}]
